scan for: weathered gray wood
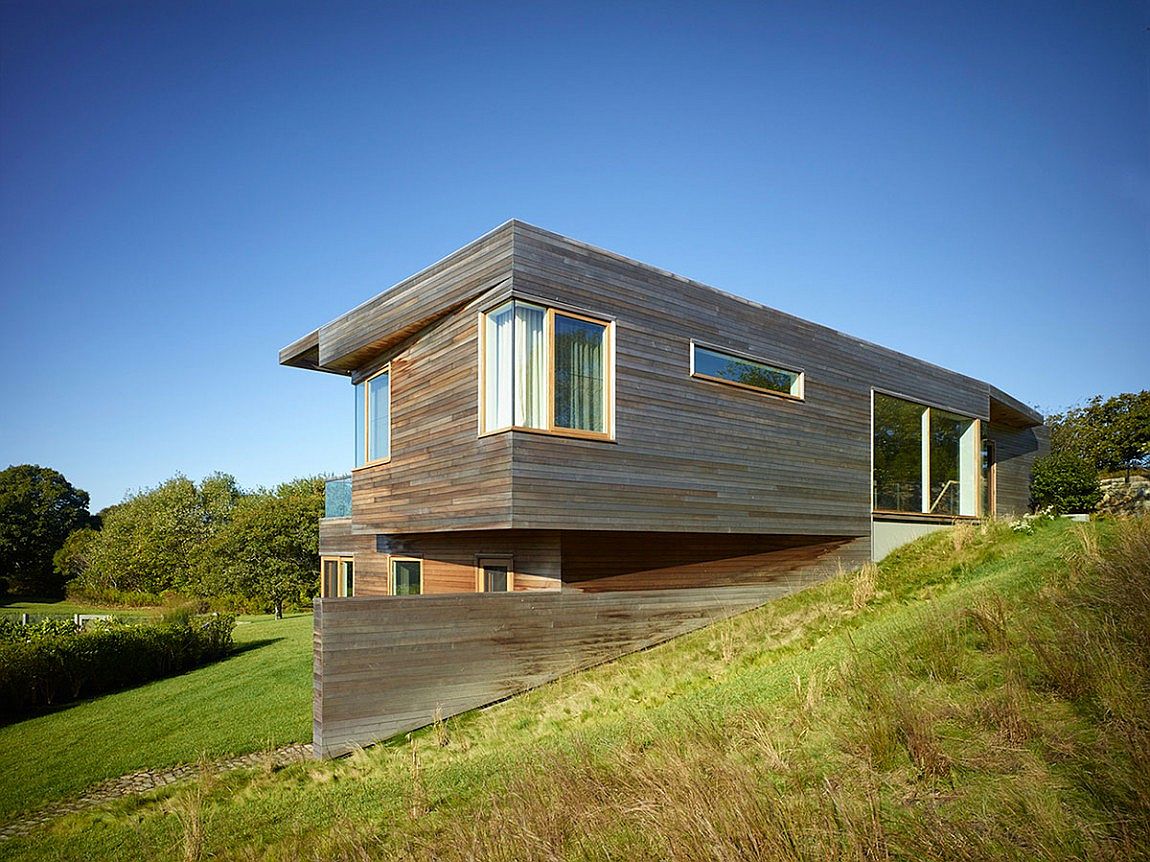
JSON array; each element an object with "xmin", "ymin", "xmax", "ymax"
[{"xmin": 313, "ymin": 581, "xmax": 827, "ymax": 758}]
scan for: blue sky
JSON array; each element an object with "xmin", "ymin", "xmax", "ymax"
[{"xmin": 1, "ymin": 1, "xmax": 1146, "ymax": 511}]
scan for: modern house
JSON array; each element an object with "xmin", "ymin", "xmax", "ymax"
[
  {"xmin": 281, "ymin": 220, "xmax": 1047, "ymax": 601},
  {"xmin": 282, "ymin": 220, "xmax": 1048, "ymax": 756}
]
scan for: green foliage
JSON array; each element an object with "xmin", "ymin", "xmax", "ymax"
[
  {"xmin": 52, "ymin": 527, "xmax": 99, "ymax": 585},
  {"xmin": 0, "ymin": 465, "xmax": 92, "ymax": 597},
  {"xmin": 200, "ymin": 477, "xmax": 324, "ymax": 618},
  {"xmin": 73, "ymin": 473, "xmax": 241, "ymax": 597},
  {"xmin": 1030, "ymin": 452, "xmax": 1103, "ymax": 513},
  {"xmin": 0, "ymin": 613, "xmax": 235, "ymax": 721},
  {"xmin": 1048, "ymin": 390, "xmax": 1150, "ymax": 476}
]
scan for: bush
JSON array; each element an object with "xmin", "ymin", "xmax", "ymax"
[
  {"xmin": 1030, "ymin": 452, "xmax": 1102, "ymax": 513},
  {"xmin": 0, "ymin": 614, "xmax": 235, "ymax": 721}
]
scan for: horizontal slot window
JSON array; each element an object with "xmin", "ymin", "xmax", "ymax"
[{"xmin": 691, "ymin": 344, "xmax": 803, "ymax": 398}]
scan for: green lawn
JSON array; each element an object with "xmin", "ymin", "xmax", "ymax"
[
  {"xmin": 0, "ymin": 611, "xmax": 313, "ymax": 823},
  {"xmin": 0, "ymin": 598, "xmax": 156, "ymax": 618},
  {"xmin": 2, "ymin": 517, "xmax": 1147, "ymax": 861}
]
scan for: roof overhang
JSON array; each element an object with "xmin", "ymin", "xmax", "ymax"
[{"xmin": 989, "ymin": 385, "xmax": 1044, "ymax": 428}]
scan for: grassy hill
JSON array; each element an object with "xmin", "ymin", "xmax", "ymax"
[{"xmin": 1, "ymin": 516, "xmax": 1147, "ymax": 861}]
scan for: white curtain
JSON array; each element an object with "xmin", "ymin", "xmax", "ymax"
[
  {"xmin": 485, "ymin": 304, "xmax": 514, "ymax": 429},
  {"xmin": 514, "ymin": 304, "xmax": 547, "ymax": 429}
]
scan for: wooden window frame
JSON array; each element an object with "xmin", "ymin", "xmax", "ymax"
[
  {"xmin": 320, "ymin": 555, "xmax": 355, "ymax": 598},
  {"xmin": 475, "ymin": 554, "xmax": 515, "ymax": 592},
  {"xmin": 689, "ymin": 340, "xmax": 804, "ymax": 401},
  {"xmin": 354, "ymin": 364, "xmax": 392, "ymax": 471},
  {"xmin": 477, "ymin": 303, "xmax": 616, "ymax": 442},
  {"xmin": 871, "ymin": 389, "xmax": 986, "ymax": 519},
  {"xmin": 389, "ymin": 556, "xmax": 422, "ymax": 597}
]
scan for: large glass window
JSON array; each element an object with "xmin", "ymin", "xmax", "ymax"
[
  {"xmin": 481, "ymin": 302, "xmax": 611, "ymax": 438},
  {"xmin": 391, "ymin": 558, "xmax": 422, "ymax": 596},
  {"xmin": 354, "ymin": 367, "xmax": 390, "ymax": 466},
  {"xmin": 691, "ymin": 344, "xmax": 802, "ymax": 398},
  {"xmin": 873, "ymin": 392, "xmax": 980, "ymax": 516}
]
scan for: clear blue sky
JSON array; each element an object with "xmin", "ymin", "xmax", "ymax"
[{"xmin": 1, "ymin": 1, "xmax": 1146, "ymax": 512}]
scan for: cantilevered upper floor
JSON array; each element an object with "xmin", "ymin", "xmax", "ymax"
[{"xmin": 281, "ymin": 220, "xmax": 1045, "ymax": 539}]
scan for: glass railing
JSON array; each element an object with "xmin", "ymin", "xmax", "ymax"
[{"xmin": 324, "ymin": 476, "xmax": 352, "ymax": 518}]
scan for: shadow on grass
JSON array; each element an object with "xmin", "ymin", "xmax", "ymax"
[{"xmin": 0, "ymin": 638, "xmax": 285, "ymax": 729}]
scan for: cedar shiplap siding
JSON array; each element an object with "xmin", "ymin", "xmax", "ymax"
[{"xmin": 313, "ymin": 581, "xmax": 819, "ymax": 757}]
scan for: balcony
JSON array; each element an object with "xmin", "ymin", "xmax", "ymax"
[{"xmin": 324, "ymin": 476, "xmax": 352, "ymax": 519}]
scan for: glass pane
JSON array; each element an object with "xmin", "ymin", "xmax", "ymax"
[
  {"xmin": 393, "ymin": 560, "xmax": 421, "ymax": 596},
  {"xmin": 693, "ymin": 345, "xmax": 798, "ymax": 396},
  {"xmin": 514, "ymin": 304, "xmax": 547, "ymax": 429},
  {"xmin": 554, "ymin": 315, "xmax": 606, "ymax": 432},
  {"xmin": 342, "ymin": 561, "xmax": 354, "ymax": 597},
  {"xmin": 323, "ymin": 560, "xmax": 339, "ymax": 597},
  {"xmin": 354, "ymin": 383, "xmax": 365, "ymax": 467},
  {"xmin": 873, "ymin": 394, "xmax": 924, "ymax": 512},
  {"xmin": 484, "ymin": 566, "xmax": 508, "ymax": 592},
  {"xmin": 929, "ymin": 411, "xmax": 966, "ymax": 515},
  {"xmin": 367, "ymin": 371, "xmax": 389, "ymax": 461},
  {"xmin": 982, "ymin": 440, "xmax": 994, "ymax": 517},
  {"xmin": 484, "ymin": 303, "xmax": 514, "ymax": 430}
]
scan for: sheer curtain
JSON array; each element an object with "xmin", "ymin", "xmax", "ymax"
[
  {"xmin": 485, "ymin": 304, "xmax": 514, "ymax": 429},
  {"xmin": 514, "ymin": 303, "xmax": 547, "ymax": 429},
  {"xmin": 554, "ymin": 316, "xmax": 605, "ymax": 432}
]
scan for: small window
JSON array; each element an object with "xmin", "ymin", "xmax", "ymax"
[
  {"xmin": 691, "ymin": 343, "xmax": 802, "ymax": 399},
  {"xmin": 391, "ymin": 558, "xmax": 422, "ymax": 596},
  {"xmin": 354, "ymin": 367, "xmax": 390, "ymax": 466},
  {"xmin": 476, "ymin": 556, "xmax": 514, "ymax": 592},
  {"xmin": 480, "ymin": 301, "xmax": 613, "ymax": 439},
  {"xmin": 321, "ymin": 556, "xmax": 355, "ymax": 597}
]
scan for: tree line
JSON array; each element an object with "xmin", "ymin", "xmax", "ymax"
[{"xmin": 0, "ymin": 466, "xmax": 323, "ymax": 617}]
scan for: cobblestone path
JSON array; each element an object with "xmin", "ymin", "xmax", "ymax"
[{"xmin": 0, "ymin": 742, "xmax": 313, "ymax": 841}]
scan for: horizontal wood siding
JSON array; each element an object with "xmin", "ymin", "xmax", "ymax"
[
  {"xmin": 508, "ymin": 223, "xmax": 992, "ymax": 536},
  {"xmin": 988, "ymin": 422, "xmax": 1049, "ymax": 517},
  {"xmin": 317, "ymin": 223, "xmax": 514, "ymax": 371},
  {"xmin": 314, "ymin": 581, "xmax": 819, "ymax": 757},
  {"xmin": 373, "ymin": 530, "xmax": 561, "ymax": 593},
  {"xmin": 560, "ymin": 531, "xmax": 869, "ymax": 591},
  {"xmin": 350, "ymin": 294, "xmax": 514, "ymax": 534}
]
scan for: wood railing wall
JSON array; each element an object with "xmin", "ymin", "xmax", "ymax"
[{"xmin": 313, "ymin": 574, "xmax": 829, "ymax": 758}]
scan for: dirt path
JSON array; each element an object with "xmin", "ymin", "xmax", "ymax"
[{"xmin": 0, "ymin": 742, "xmax": 313, "ymax": 841}]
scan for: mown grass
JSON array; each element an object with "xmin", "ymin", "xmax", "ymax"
[
  {"xmin": 0, "ymin": 612, "xmax": 312, "ymax": 823},
  {"xmin": 3, "ymin": 516, "xmax": 1148, "ymax": 861},
  {"xmin": 0, "ymin": 598, "xmax": 156, "ymax": 618}
]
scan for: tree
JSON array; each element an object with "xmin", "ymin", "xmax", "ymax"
[
  {"xmin": 53, "ymin": 527, "xmax": 100, "ymax": 585},
  {"xmin": 1030, "ymin": 452, "xmax": 1103, "ymax": 514},
  {"xmin": 79, "ymin": 473, "xmax": 240, "ymax": 596},
  {"xmin": 203, "ymin": 477, "xmax": 323, "ymax": 618},
  {"xmin": 0, "ymin": 465, "xmax": 92, "ymax": 596},
  {"xmin": 1048, "ymin": 391, "xmax": 1150, "ymax": 481}
]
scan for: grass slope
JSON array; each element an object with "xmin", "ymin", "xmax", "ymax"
[
  {"xmin": 0, "ymin": 612, "xmax": 312, "ymax": 822},
  {"xmin": 2, "ymin": 517, "xmax": 1147, "ymax": 861}
]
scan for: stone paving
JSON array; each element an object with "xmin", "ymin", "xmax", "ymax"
[{"xmin": 0, "ymin": 742, "xmax": 313, "ymax": 841}]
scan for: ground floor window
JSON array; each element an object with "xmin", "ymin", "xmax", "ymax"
[
  {"xmin": 476, "ymin": 556, "xmax": 514, "ymax": 592},
  {"xmin": 391, "ymin": 558, "xmax": 422, "ymax": 596},
  {"xmin": 321, "ymin": 556, "xmax": 355, "ymax": 597}
]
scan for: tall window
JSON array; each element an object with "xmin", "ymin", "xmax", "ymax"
[
  {"xmin": 481, "ymin": 301, "xmax": 612, "ymax": 438},
  {"xmin": 873, "ymin": 392, "xmax": 981, "ymax": 516},
  {"xmin": 354, "ymin": 367, "xmax": 390, "ymax": 466}
]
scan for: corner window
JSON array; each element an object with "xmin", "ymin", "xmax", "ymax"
[
  {"xmin": 391, "ymin": 558, "xmax": 422, "ymax": 596},
  {"xmin": 480, "ymin": 301, "xmax": 613, "ymax": 439},
  {"xmin": 321, "ymin": 556, "xmax": 355, "ymax": 597},
  {"xmin": 690, "ymin": 343, "xmax": 803, "ymax": 399},
  {"xmin": 873, "ymin": 392, "xmax": 981, "ymax": 517},
  {"xmin": 354, "ymin": 367, "xmax": 390, "ymax": 466}
]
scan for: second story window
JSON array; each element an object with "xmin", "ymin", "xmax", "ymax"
[
  {"xmin": 480, "ymin": 301, "xmax": 613, "ymax": 439},
  {"xmin": 354, "ymin": 366, "xmax": 390, "ymax": 466}
]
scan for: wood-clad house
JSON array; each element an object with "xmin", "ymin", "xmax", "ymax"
[{"xmin": 281, "ymin": 221, "xmax": 1047, "ymax": 599}]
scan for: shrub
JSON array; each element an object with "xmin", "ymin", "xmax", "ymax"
[
  {"xmin": 1030, "ymin": 452, "xmax": 1102, "ymax": 513},
  {"xmin": 0, "ymin": 614, "xmax": 235, "ymax": 721}
]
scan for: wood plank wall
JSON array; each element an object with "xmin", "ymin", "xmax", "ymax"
[
  {"xmin": 506, "ymin": 223, "xmax": 996, "ymax": 539},
  {"xmin": 313, "ymin": 580, "xmax": 823, "ymax": 758},
  {"xmin": 374, "ymin": 530, "xmax": 561, "ymax": 593},
  {"xmin": 560, "ymin": 532, "xmax": 869, "ymax": 591},
  {"xmin": 988, "ymin": 422, "xmax": 1049, "ymax": 517}
]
